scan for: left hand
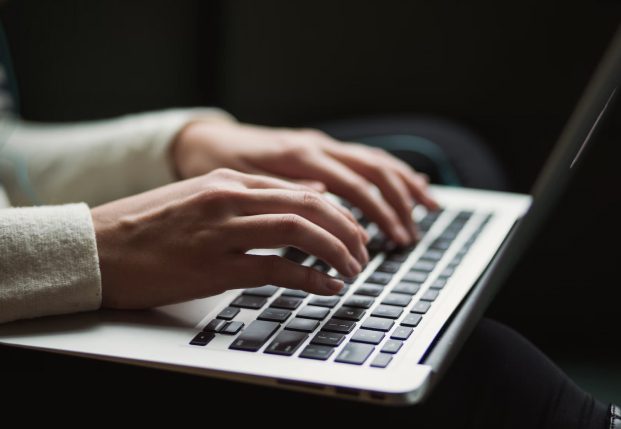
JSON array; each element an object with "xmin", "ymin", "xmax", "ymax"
[{"xmin": 171, "ymin": 121, "xmax": 440, "ymax": 245}]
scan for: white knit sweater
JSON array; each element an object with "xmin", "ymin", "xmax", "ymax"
[{"xmin": 0, "ymin": 107, "xmax": 233, "ymax": 323}]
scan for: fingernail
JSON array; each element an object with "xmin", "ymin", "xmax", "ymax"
[
  {"xmin": 347, "ymin": 257, "xmax": 362, "ymax": 277},
  {"xmin": 395, "ymin": 225, "xmax": 411, "ymax": 245},
  {"xmin": 327, "ymin": 278, "xmax": 344, "ymax": 293}
]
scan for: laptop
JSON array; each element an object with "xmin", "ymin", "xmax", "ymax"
[{"xmin": 1, "ymin": 26, "xmax": 619, "ymax": 406}]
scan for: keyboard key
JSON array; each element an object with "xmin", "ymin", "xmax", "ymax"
[
  {"xmin": 190, "ymin": 332, "xmax": 215, "ymax": 346},
  {"xmin": 216, "ymin": 306, "xmax": 240, "ymax": 321},
  {"xmin": 203, "ymin": 319, "xmax": 227, "ymax": 333},
  {"xmin": 402, "ymin": 271, "xmax": 428, "ymax": 283},
  {"xmin": 311, "ymin": 331, "xmax": 346, "ymax": 347},
  {"xmin": 271, "ymin": 297, "xmax": 303, "ymax": 310},
  {"xmin": 391, "ymin": 326, "xmax": 413, "ymax": 340},
  {"xmin": 440, "ymin": 267, "xmax": 455, "ymax": 278},
  {"xmin": 335, "ymin": 343, "xmax": 375, "ymax": 365},
  {"xmin": 420, "ymin": 249, "xmax": 444, "ymax": 262},
  {"xmin": 258, "ymin": 308, "xmax": 291, "ymax": 323},
  {"xmin": 281, "ymin": 289, "xmax": 309, "ymax": 298},
  {"xmin": 286, "ymin": 318, "xmax": 320, "ymax": 333},
  {"xmin": 382, "ymin": 293, "xmax": 412, "ymax": 307},
  {"xmin": 351, "ymin": 329, "xmax": 385, "ymax": 345},
  {"xmin": 243, "ymin": 285, "xmax": 279, "ymax": 297},
  {"xmin": 392, "ymin": 282, "xmax": 420, "ymax": 295},
  {"xmin": 401, "ymin": 313, "xmax": 422, "ymax": 327},
  {"xmin": 265, "ymin": 330, "xmax": 308, "ymax": 356},
  {"xmin": 385, "ymin": 251, "xmax": 410, "ymax": 263},
  {"xmin": 333, "ymin": 307, "xmax": 366, "ymax": 321},
  {"xmin": 377, "ymin": 261, "xmax": 401, "ymax": 274},
  {"xmin": 297, "ymin": 305, "xmax": 330, "ymax": 320},
  {"xmin": 361, "ymin": 317, "xmax": 395, "ymax": 332},
  {"xmin": 343, "ymin": 296, "xmax": 375, "ymax": 309},
  {"xmin": 337, "ymin": 285, "xmax": 350, "ymax": 296},
  {"xmin": 323, "ymin": 318, "xmax": 357, "ymax": 334},
  {"xmin": 430, "ymin": 239, "xmax": 452, "ymax": 251},
  {"xmin": 367, "ymin": 272, "xmax": 392, "ymax": 285},
  {"xmin": 411, "ymin": 301, "xmax": 431, "ymax": 314},
  {"xmin": 311, "ymin": 260, "xmax": 331, "ymax": 273},
  {"xmin": 371, "ymin": 305, "xmax": 403, "ymax": 319},
  {"xmin": 381, "ymin": 340, "xmax": 403, "ymax": 354},
  {"xmin": 430, "ymin": 278, "xmax": 447, "ymax": 289},
  {"xmin": 221, "ymin": 321, "xmax": 244, "ymax": 335},
  {"xmin": 308, "ymin": 296, "xmax": 340, "ymax": 308},
  {"xmin": 411, "ymin": 260, "xmax": 436, "ymax": 272},
  {"xmin": 283, "ymin": 247, "xmax": 309, "ymax": 263},
  {"xmin": 230, "ymin": 295, "xmax": 267, "ymax": 310},
  {"xmin": 370, "ymin": 353, "xmax": 393, "ymax": 368},
  {"xmin": 299, "ymin": 344, "xmax": 334, "ymax": 360},
  {"xmin": 229, "ymin": 320, "xmax": 280, "ymax": 352},
  {"xmin": 421, "ymin": 289, "xmax": 439, "ymax": 302},
  {"xmin": 355, "ymin": 284, "xmax": 384, "ymax": 297}
]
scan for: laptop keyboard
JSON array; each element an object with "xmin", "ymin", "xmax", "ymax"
[{"xmin": 190, "ymin": 209, "xmax": 493, "ymax": 368}]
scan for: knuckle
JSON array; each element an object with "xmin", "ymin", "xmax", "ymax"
[
  {"xmin": 278, "ymin": 214, "xmax": 305, "ymax": 234},
  {"xmin": 301, "ymin": 191, "xmax": 322, "ymax": 210},
  {"xmin": 210, "ymin": 167, "xmax": 237, "ymax": 178}
]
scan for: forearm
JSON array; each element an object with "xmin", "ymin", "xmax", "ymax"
[{"xmin": 0, "ymin": 107, "xmax": 234, "ymax": 206}]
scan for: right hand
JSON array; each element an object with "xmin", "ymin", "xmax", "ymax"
[{"xmin": 91, "ymin": 168, "xmax": 369, "ymax": 309}]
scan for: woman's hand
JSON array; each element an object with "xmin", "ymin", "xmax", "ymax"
[
  {"xmin": 172, "ymin": 122, "xmax": 439, "ymax": 246},
  {"xmin": 92, "ymin": 168, "xmax": 368, "ymax": 309}
]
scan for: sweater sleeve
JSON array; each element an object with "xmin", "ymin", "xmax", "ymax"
[
  {"xmin": 0, "ymin": 107, "xmax": 235, "ymax": 207},
  {"xmin": 0, "ymin": 203, "xmax": 101, "ymax": 323}
]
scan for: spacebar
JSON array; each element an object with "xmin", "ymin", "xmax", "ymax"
[{"xmin": 229, "ymin": 320, "xmax": 280, "ymax": 352}]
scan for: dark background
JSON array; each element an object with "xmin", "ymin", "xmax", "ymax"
[{"xmin": 1, "ymin": 0, "xmax": 620, "ymax": 395}]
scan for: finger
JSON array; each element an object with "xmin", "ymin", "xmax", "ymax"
[
  {"xmin": 229, "ymin": 254, "xmax": 344, "ymax": 296},
  {"xmin": 232, "ymin": 189, "xmax": 368, "ymax": 264},
  {"xmin": 295, "ymin": 154, "xmax": 411, "ymax": 245},
  {"xmin": 224, "ymin": 214, "xmax": 363, "ymax": 278},
  {"xmin": 235, "ymin": 170, "xmax": 322, "ymax": 193}
]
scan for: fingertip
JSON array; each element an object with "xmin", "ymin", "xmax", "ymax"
[{"xmin": 326, "ymin": 278, "xmax": 344, "ymax": 294}]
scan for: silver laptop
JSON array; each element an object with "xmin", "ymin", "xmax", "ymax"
[{"xmin": 1, "ymin": 26, "xmax": 619, "ymax": 406}]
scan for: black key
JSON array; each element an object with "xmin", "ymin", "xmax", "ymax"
[
  {"xmin": 392, "ymin": 282, "xmax": 420, "ymax": 295},
  {"xmin": 311, "ymin": 331, "xmax": 346, "ymax": 347},
  {"xmin": 230, "ymin": 295, "xmax": 267, "ymax": 310},
  {"xmin": 447, "ymin": 258, "xmax": 461, "ymax": 268},
  {"xmin": 221, "ymin": 321, "xmax": 244, "ymax": 335},
  {"xmin": 323, "ymin": 318, "xmax": 356, "ymax": 334},
  {"xmin": 333, "ymin": 307, "xmax": 366, "ymax": 321},
  {"xmin": 281, "ymin": 289, "xmax": 309, "ymax": 298},
  {"xmin": 351, "ymin": 329, "xmax": 385, "ymax": 345},
  {"xmin": 337, "ymin": 285, "xmax": 350, "ymax": 296},
  {"xmin": 411, "ymin": 301, "xmax": 431, "ymax": 314},
  {"xmin": 271, "ymin": 297, "xmax": 303, "ymax": 310},
  {"xmin": 229, "ymin": 320, "xmax": 280, "ymax": 352},
  {"xmin": 371, "ymin": 305, "xmax": 403, "ymax": 319},
  {"xmin": 381, "ymin": 340, "xmax": 403, "ymax": 354},
  {"xmin": 297, "ymin": 306, "xmax": 330, "ymax": 320},
  {"xmin": 382, "ymin": 293, "xmax": 412, "ymax": 307},
  {"xmin": 335, "ymin": 342, "xmax": 375, "ymax": 365},
  {"xmin": 286, "ymin": 318, "xmax": 320, "ymax": 333},
  {"xmin": 308, "ymin": 296, "xmax": 340, "ymax": 308},
  {"xmin": 377, "ymin": 261, "xmax": 401, "ymax": 274},
  {"xmin": 355, "ymin": 284, "xmax": 384, "ymax": 297},
  {"xmin": 385, "ymin": 251, "xmax": 410, "ymax": 263},
  {"xmin": 367, "ymin": 272, "xmax": 392, "ymax": 285},
  {"xmin": 367, "ymin": 233, "xmax": 392, "ymax": 255},
  {"xmin": 391, "ymin": 326, "xmax": 413, "ymax": 340},
  {"xmin": 343, "ymin": 296, "xmax": 374, "ymax": 309},
  {"xmin": 411, "ymin": 260, "xmax": 436, "ymax": 272},
  {"xmin": 311, "ymin": 260, "xmax": 331, "ymax": 273},
  {"xmin": 401, "ymin": 313, "xmax": 422, "ymax": 327},
  {"xmin": 338, "ymin": 274, "xmax": 358, "ymax": 284},
  {"xmin": 402, "ymin": 271, "xmax": 428, "ymax": 283},
  {"xmin": 203, "ymin": 319, "xmax": 227, "ymax": 333},
  {"xmin": 430, "ymin": 278, "xmax": 447, "ymax": 289},
  {"xmin": 361, "ymin": 317, "xmax": 395, "ymax": 332},
  {"xmin": 440, "ymin": 267, "xmax": 455, "ymax": 278},
  {"xmin": 430, "ymin": 239, "xmax": 452, "ymax": 251},
  {"xmin": 370, "ymin": 353, "xmax": 393, "ymax": 368},
  {"xmin": 283, "ymin": 247, "xmax": 309, "ymax": 263},
  {"xmin": 421, "ymin": 289, "xmax": 439, "ymax": 302},
  {"xmin": 264, "ymin": 330, "xmax": 308, "ymax": 356},
  {"xmin": 243, "ymin": 285, "xmax": 279, "ymax": 297},
  {"xmin": 420, "ymin": 249, "xmax": 444, "ymax": 262},
  {"xmin": 258, "ymin": 308, "xmax": 291, "ymax": 323},
  {"xmin": 217, "ymin": 306, "xmax": 240, "ymax": 321},
  {"xmin": 190, "ymin": 332, "xmax": 215, "ymax": 346},
  {"xmin": 299, "ymin": 344, "xmax": 334, "ymax": 360}
]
